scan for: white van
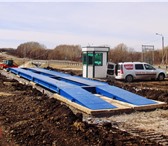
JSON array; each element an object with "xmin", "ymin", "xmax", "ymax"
[{"xmin": 107, "ymin": 62, "xmax": 167, "ymax": 82}]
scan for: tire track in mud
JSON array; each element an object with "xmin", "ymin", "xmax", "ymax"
[
  {"xmin": 119, "ymin": 127, "xmax": 168, "ymax": 146},
  {"xmin": 85, "ymin": 116, "xmax": 168, "ymax": 146}
]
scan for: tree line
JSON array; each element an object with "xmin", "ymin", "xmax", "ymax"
[
  {"xmin": 1, "ymin": 41, "xmax": 167, "ymax": 64},
  {"xmin": 5, "ymin": 42, "xmax": 82, "ymax": 61}
]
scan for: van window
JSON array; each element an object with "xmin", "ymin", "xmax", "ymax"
[
  {"xmin": 135, "ymin": 64, "xmax": 144, "ymax": 70},
  {"xmin": 115, "ymin": 64, "xmax": 123, "ymax": 75},
  {"xmin": 108, "ymin": 64, "xmax": 114, "ymax": 69},
  {"xmin": 144, "ymin": 64, "xmax": 155, "ymax": 70},
  {"xmin": 116, "ymin": 64, "xmax": 121, "ymax": 70},
  {"xmin": 107, "ymin": 70, "xmax": 114, "ymax": 75}
]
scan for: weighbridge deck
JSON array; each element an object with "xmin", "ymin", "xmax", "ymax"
[{"xmin": 7, "ymin": 67, "xmax": 165, "ymax": 115}]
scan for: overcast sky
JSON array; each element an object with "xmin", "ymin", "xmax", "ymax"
[{"xmin": 0, "ymin": 1, "xmax": 168, "ymax": 51}]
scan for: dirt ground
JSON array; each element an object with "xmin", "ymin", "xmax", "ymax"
[
  {"xmin": 0, "ymin": 54, "xmax": 168, "ymax": 145},
  {"xmin": 0, "ymin": 71, "xmax": 167, "ymax": 146},
  {"xmin": 0, "ymin": 73, "xmax": 160, "ymax": 146}
]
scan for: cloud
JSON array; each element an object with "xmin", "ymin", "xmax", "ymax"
[
  {"xmin": 0, "ymin": 2, "xmax": 168, "ymax": 50},
  {"xmin": 0, "ymin": 28, "xmax": 145, "ymax": 50}
]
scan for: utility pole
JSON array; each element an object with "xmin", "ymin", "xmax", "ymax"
[{"xmin": 156, "ymin": 33, "xmax": 167, "ymax": 64}]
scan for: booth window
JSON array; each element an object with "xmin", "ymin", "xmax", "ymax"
[
  {"xmin": 88, "ymin": 53, "xmax": 93, "ymax": 65},
  {"xmin": 83, "ymin": 53, "xmax": 87, "ymax": 64},
  {"xmin": 94, "ymin": 53, "xmax": 103, "ymax": 66},
  {"xmin": 83, "ymin": 53, "xmax": 103, "ymax": 66},
  {"xmin": 83, "ymin": 53, "xmax": 93, "ymax": 65}
]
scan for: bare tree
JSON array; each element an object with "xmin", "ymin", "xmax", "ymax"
[
  {"xmin": 16, "ymin": 42, "xmax": 47, "ymax": 59},
  {"xmin": 109, "ymin": 43, "xmax": 141, "ymax": 63},
  {"xmin": 48, "ymin": 45, "xmax": 82, "ymax": 61}
]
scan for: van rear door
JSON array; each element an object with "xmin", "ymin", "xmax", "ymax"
[{"xmin": 107, "ymin": 62, "xmax": 116, "ymax": 78}]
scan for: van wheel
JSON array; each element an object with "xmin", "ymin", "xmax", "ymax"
[
  {"xmin": 158, "ymin": 73, "xmax": 165, "ymax": 81},
  {"xmin": 125, "ymin": 75, "xmax": 133, "ymax": 82}
]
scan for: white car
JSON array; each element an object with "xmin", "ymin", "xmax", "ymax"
[{"xmin": 107, "ymin": 62, "xmax": 167, "ymax": 82}]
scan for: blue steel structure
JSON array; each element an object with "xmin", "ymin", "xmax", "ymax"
[{"xmin": 7, "ymin": 68, "xmax": 157, "ymax": 110}]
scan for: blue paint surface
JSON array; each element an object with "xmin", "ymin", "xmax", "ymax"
[
  {"xmin": 96, "ymin": 85, "xmax": 156, "ymax": 105},
  {"xmin": 8, "ymin": 67, "xmax": 157, "ymax": 110},
  {"xmin": 8, "ymin": 68, "xmax": 116, "ymax": 110}
]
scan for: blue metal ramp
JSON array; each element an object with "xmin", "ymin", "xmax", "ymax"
[
  {"xmin": 7, "ymin": 67, "xmax": 158, "ymax": 111},
  {"xmin": 8, "ymin": 68, "xmax": 116, "ymax": 110},
  {"xmin": 25, "ymin": 68, "xmax": 157, "ymax": 106},
  {"xmin": 59, "ymin": 86, "xmax": 116, "ymax": 110},
  {"xmin": 96, "ymin": 85, "xmax": 156, "ymax": 106},
  {"xmin": 26, "ymin": 68, "xmax": 106, "ymax": 86}
]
